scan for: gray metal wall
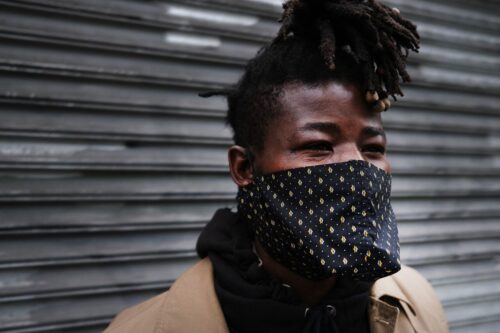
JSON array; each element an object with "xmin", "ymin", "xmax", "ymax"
[{"xmin": 0, "ymin": 0, "xmax": 499, "ymax": 332}]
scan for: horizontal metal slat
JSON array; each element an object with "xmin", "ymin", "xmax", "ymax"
[
  {"xmin": 388, "ymin": 152, "xmax": 497, "ymax": 171},
  {"xmin": 0, "ymin": 59, "xmax": 241, "ymax": 91},
  {"xmin": 0, "ymin": 286, "xmax": 163, "ymax": 331},
  {"xmin": 434, "ymin": 273, "xmax": 500, "ymax": 305},
  {"xmin": 392, "ymin": 174, "xmax": 500, "ymax": 195},
  {"xmin": 386, "ymin": 0, "xmax": 500, "ymax": 33},
  {"xmin": 398, "ymin": 217, "xmax": 500, "ymax": 242},
  {"xmin": 401, "ymin": 238, "xmax": 500, "ymax": 265},
  {"xmin": 409, "ymin": 64, "xmax": 500, "ymax": 95},
  {"xmin": 384, "ymin": 106, "xmax": 500, "ymax": 134},
  {"xmin": 417, "ymin": 22, "xmax": 500, "ymax": 54},
  {"xmin": 0, "ymin": 73, "xmax": 229, "ymax": 111},
  {"xmin": 451, "ymin": 316, "xmax": 500, "ymax": 333},
  {"xmin": 414, "ymin": 256, "xmax": 500, "ymax": 281},
  {"xmin": 415, "ymin": 44, "xmax": 500, "ymax": 75},
  {"xmin": 0, "ymin": 250, "xmax": 198, "ymax": 270},
  {"xmin": 445, "ymin": 297, "xmax": 500, "ymax": 328},
  {"xmin": 0, "ymin": 256, "xmax": 197, "ymax": 298},
  {"xmin": 0, "ymin": 143, "xmax": 229, "ymax": 171},
  {"xmin": 0, "ymin": 317, "xmax": 110, "ymax": 333},
  {"xmin": 0, "ymin": 201, "xmax": 227, "ymax": 230},
  {"xmin": 392, "ymin": 197, "xmax": 500, "ymax": 218},
  {"xmin": 0, "ymin": 39, "xmax": 244, "ymax": 85},
  {"xmin": 0, "ymin": 282, "xmax": 171, "ymax": 305},
  {"xmin": 402, "ymin": 85, "xmax": 500, "ymax": 115},
  {"xmin": 0, "ymin": 230, "xmax": 199, "ymax": 263},
  {"xmin": 388, "ymin": 129, "xmax": 496, "ymax": 153}
]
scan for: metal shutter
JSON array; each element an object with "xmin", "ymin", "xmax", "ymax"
[{"xmin": 0, "ymin": 0, "xmax": 499, "ymax": 332}]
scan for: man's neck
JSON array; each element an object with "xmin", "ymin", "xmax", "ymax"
[{"xmin": 254, "ymin": 240, "xmax": 337, "ymax": 306}]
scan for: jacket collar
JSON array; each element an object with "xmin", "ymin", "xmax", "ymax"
[
  {"xmin": 369, "ymin": 266, "xmax": 429, "ymax": 333},
  {"xmin": 369, "ymin": 296, "xmax": 400, "ymax": 333},
  {"xmin": 371, "ymin": 269, "xmax": 416, "ymax": 315}
]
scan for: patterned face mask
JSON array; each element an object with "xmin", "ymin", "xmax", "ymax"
[{"xmin": 237, "ymin": 159, "xmax": 400, "ymax": 281}]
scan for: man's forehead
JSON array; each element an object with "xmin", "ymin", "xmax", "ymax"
[
  {"xmin": 277, "ymin": 81, "xmax": 383, "ymax": 127},
  {"xmin": 280, "ymin": 81, "xmax": 356, "ymax": 106}
]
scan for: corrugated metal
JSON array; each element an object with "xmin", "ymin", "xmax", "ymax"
[{"xmin": 0, "ymin": 0, "xmax": 499, "ymax": 332}]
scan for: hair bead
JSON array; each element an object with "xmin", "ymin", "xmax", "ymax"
[
  {"xmin": 381, "ymin": 98, "xmax": 391, "ymax": 111},
  {"xmin": 366, "ymin": 90, "xmax": 379, "ymax": 104},
  {"xmin": 373, "ymin": 100, "xmax": 386, "ymax": 113}
]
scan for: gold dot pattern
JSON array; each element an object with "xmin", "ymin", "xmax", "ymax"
[{"xmin": 237, "ymin": 159, "xmax": 400, "ymax": 281}]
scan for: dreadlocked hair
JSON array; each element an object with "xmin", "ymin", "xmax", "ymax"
[{"xmin": 200, "ymin": 0, "xmax": 420, "ymax": 150}]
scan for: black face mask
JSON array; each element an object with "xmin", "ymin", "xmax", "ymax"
[{"xmin": 237, "ymin": 159, "xmax": 400, "ymax": 281}]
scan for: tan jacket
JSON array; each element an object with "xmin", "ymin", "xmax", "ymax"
[{"xmin": 104, "ymin": 258, "xmax": 449, "ymax": 333}]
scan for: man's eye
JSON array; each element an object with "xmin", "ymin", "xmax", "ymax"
[
  {"xmin": 303, "ymin": 142, "xmax": 333, "ymax": 151},
  {"xmin": 364, "ymin": 145, "xmax": 386, "ymax": 154}
]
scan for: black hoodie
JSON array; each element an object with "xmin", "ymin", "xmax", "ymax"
[{"xmin": 196, "ymin": 208, "xmax": 372, "ymax": 333}]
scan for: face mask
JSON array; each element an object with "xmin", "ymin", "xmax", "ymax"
[{"xmin": 237, "ymin": 159, "xmax": 400, "ymax": 281}]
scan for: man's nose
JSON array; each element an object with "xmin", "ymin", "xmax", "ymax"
[{"xmin": 335, "ymin": 143, "xmax": 364, "ymax": 163}]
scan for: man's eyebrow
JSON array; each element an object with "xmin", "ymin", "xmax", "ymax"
[
  {"xmin": 361, "ymin": 126, "xmax": 386, "ymax": 141},
  {"xmin": 298, "ymin": 122, "xmax": 340, "ymax": 134}
]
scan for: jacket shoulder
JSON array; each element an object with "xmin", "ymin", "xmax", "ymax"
[
  {"xmin": 103, "ymin": 258, "xmax": 228, "ymax": 333},
  {"xmin": 103, "ymin": 290, "xmax": 168, "ymax": 333},
  {"xmin": 372, "ymin": 265, "xmax": 449, "ymax": 333}
]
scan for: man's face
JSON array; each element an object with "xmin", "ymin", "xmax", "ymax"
[{"xmin": 252, "ymin": 81, "xmax": 391, "ymax": 176}]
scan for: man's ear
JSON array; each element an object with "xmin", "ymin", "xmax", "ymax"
[{"xmin": 228, "ymin": 145, "xmax": 254, "ymax": 187}]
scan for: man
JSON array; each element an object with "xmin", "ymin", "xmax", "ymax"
[{"xmin": 105, "ymin": 0, "xmax": 449, "ymax": 332}]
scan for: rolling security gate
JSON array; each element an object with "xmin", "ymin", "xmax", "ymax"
[{"xmin": 0, "ymin": 0, "xmax": 499, "ymax": 332}]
